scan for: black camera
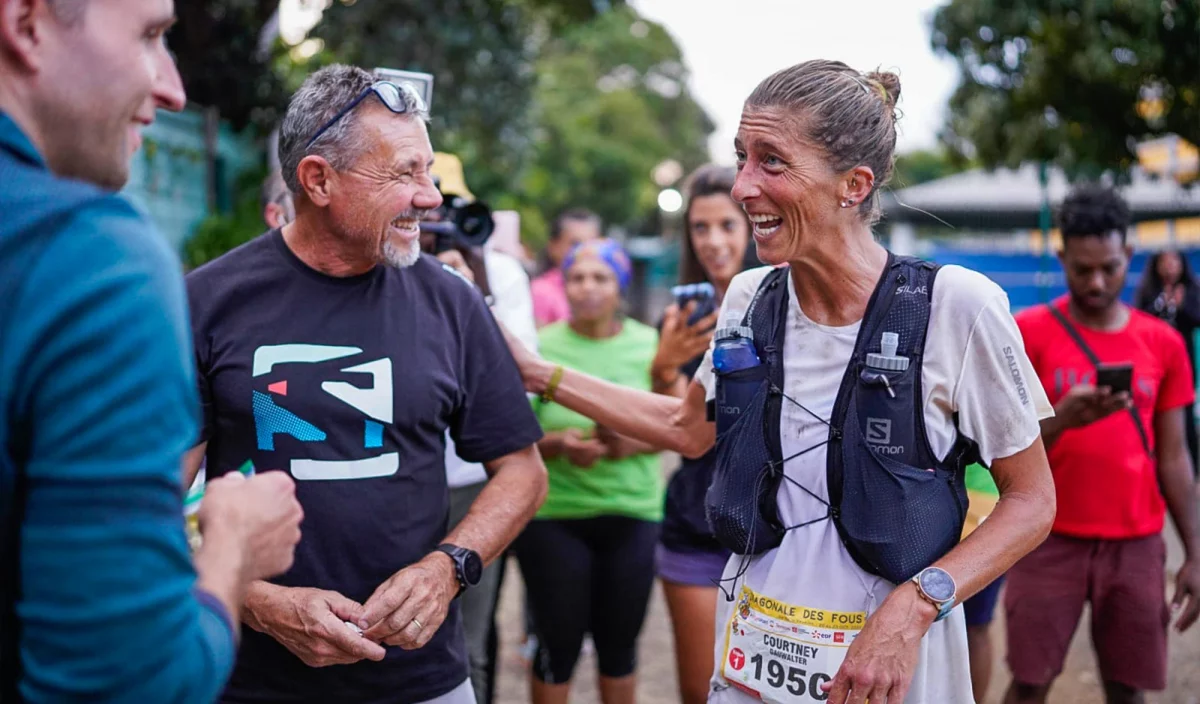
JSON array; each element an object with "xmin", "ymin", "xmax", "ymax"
[{"xmin": 420, "ymin": 183, "xmax": 494, "ymax": 254}]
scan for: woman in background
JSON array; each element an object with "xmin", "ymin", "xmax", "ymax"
[
  {"xmin": 1137, "ymin": 249, "xmax": 1200, "ymax": 472},
  {"xmin": 515, "ymin": 238, "xmax": 663, "ymax": 704},
  {"xmin": 648, "ymin": 164, "xmax": 755, "ymax": 704}
]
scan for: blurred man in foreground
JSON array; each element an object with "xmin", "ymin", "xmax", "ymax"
[
  {"xmin": 0, "ymin": 0, "xmax": 304, "ymax": 701},
  {"xmin": 184, "ymin": 64, "xmax": 547, "ymax": 704}
]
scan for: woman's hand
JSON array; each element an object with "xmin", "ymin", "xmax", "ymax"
[
  {"xmin": 650, "ymin": 303, "xmax": 718, "ymax": 387},
  {"xmin": 561, "ymin": 429, "xmax": 608, "ymax": 469},
  {"xmin": 822, "ymin": 582, "xmax": 936, "ymax": 704}
]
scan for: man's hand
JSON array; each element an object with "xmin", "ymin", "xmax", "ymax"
[
  {"xmin": 199, "ymin": 470, "xmax": 304, "ymax": 582},
  {"xmin": 1053, "ymin": 383, "xmax": 1131, "ymax": 431},
  {"xmin": 822, "ymin": 582, "xmax": 933, "ymax": 704},
  {"xmin": 360, "ymin": 553, "xmax": 459, "ymax": 649},
  {"xmin": 244, "ymin": 584, "xmax": 386, "ymax": 667},
  {"xmin": 1172, "ymin": 558, "xmax": 1200, "ymax": 632}
]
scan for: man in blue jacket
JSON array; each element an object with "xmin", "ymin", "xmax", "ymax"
[{"xmin": 0, "ymin": 1, "xmax": 305, "ymax": 701}]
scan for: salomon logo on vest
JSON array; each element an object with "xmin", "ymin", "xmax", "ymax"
[{"xmin": 865, "ymin": 417, "xmax": 904, "ymax": 455}]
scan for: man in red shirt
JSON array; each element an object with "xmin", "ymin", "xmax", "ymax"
[{"xmin": 1006, "ymin": 185, "xmax": 1200, "ymax": 704}]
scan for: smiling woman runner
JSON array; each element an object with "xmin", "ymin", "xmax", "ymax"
[{"xmin": 499, "ymin": 59, "xmax": 1057, "ymax": 704}]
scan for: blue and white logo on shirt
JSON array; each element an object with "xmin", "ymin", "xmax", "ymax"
[{"xmin": 251, "ymin": 343, "xmax": 396, "ymax": 481}]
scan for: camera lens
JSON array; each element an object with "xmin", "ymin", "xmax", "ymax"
[{"xmin": 455, "ymin": 202, "xmax": 494, "ymax": 247}]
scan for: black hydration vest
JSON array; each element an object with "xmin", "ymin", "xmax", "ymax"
[{"xmin": 704, "ymin": 253, "xmax": 978, "ymax": 585}]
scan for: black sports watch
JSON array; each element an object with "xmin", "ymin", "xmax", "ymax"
[{"xmin": 435, "ymin": 544, "xmax": 483, "ymax": 594}]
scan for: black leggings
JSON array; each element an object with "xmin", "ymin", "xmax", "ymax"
[{"xmin": 514, "ymin": 516, "xmax": 660, "ymax": 684}]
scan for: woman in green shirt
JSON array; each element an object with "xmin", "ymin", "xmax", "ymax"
[{"xmin": 514, "ymin": 238, "xmax": 663, "ymax": 704}]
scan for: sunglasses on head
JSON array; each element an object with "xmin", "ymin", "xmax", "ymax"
[{"xmin": 304, "ymin": 81, "xmax": 428, "ymax": 149}]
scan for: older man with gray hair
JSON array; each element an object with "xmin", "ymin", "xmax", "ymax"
[{"xmin": 183, "ymin": 64, "xmax": 548, "ymax": 704}]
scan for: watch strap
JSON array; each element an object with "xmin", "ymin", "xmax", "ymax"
[{"xmin": 435, "ymin": 544, "xmax": 467, "ymax": 592}]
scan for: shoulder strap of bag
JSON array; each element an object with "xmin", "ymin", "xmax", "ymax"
[{"xmin": 1046, "ymin": 304, "xmax": 1151, "ymax": 456}]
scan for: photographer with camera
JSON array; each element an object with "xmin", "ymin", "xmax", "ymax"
[
  {"xmin": 182, "ymin": 65, "xmax": 547, "ymax": 704},
  {"xmin": 424, "ymin": 154, "xmax": 539, "ymax": 704}
]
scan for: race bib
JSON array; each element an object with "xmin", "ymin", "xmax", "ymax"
[{"xmin": 721, "ymin": 586, "xmax": 864, "ymax": 703}]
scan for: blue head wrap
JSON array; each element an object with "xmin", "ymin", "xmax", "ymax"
[{"xmin": 562, "ymin": 238, "xmax": 633, "ymax": 291}]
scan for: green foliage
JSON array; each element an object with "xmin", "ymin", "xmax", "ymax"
[
  {"xmin": 891, "ymin": 148, "xmax": 974, "ymax": 188},
  {"xmin": 310, "ymin": 0, "xmax": 541, "ymax": 201},
  {"xmin": 508, "ymin": 7, "xmax": 714, "ymax": 247},
  {"xmin": 310, "ymin": 2, "xmax": 713, "ymax": 249},
  {"xmin": 931, "ymin": 0, "xmax": 1199, "ymax": 176},
  {"xmin": 183, "ymin": 166, "xmax": 270, "ymax": 270}
]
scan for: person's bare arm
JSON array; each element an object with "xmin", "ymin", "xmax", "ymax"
[
  {"xmin": 500, "ymin": 319, "xmax": 714, "ymax": 457},
  {"xmin": 530, "ymin": 358, "xmax": 713, "ymax": 458},
  {"xmin": 359, "ymin": 444, "xmax": 547, "ymax": 648},
  {"xmin": 826, "ymin": 438, "xmax": 1055, "ymax": 702},
  {"xmin": 650, "ymin": 302, "xmax": 715, "ymax": 398},
  {"xmin": 935, "ymin": 437, "xmax": 1055, "ymax": 600},
  {"xmin": 652, "ymin": 374, "xmax": 689, "ymax": 398},
  {"xmin": 1155, "ymin": 407, "xmax": 1200, "ymax": 631},
  {"xmin": 182, "ymin": 441, "xmax": 206, "ymax": 487},
  {"xmin": 445, "ymin": 443, "xmax": 547, "ymax": 565}
]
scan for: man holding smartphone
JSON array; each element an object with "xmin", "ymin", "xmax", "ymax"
[{"xmin": 1006, "ymin": 185, "xmax": 1200, "ymax": 704}]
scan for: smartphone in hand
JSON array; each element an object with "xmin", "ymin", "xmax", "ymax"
[
  {"xmin": 671, "ymin": 283, "xmax": 717, "ymax": 327},
  {"xmin": 1095, "ymin": 362, "xmax": 1134, "ymax": 395}
]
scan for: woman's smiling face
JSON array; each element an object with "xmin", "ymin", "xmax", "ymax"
[{"xmin": 731, "ymin": 107, "xmax": 847, "ymax": 265}]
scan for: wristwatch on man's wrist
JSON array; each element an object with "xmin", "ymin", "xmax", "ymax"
[
  {"xmin": 910, "ymin": 566, "xmax": 957, "ymax": 622},
  {"xmin": 435, "ymin": 544, "xmax": 483, "ymax": 595}
]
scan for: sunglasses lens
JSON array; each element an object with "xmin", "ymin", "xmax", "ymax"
[
  {"xmin": 402, "ymin": 84, "xmax": 428, "ymax": 112},
  {"xmin": 375, "ymin": 82, "xmax": 403, "ymax": 112}
]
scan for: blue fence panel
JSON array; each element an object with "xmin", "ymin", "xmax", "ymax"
[
  {"xmin": 924, "ymin": 248, "xmax": 1200, "ymax": 313},
  {"xmin": 120, "ymin": 109, "xmax": 260, "ymax": 252}
]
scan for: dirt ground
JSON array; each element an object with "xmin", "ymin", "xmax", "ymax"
[{"xmin": 491, "ymin": 458, "xmax": 1200, "ymax": 704}]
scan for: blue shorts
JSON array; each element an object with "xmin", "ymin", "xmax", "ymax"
[
  {"xmin": 656, "ymin": 543, "xmax": 730, "ymax": 587},
  {"xmin": 963, "ymin": 576, "xmax": 1005, "ymax": 627}
]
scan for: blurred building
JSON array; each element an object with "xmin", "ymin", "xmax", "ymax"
[{"xmin": 880, "ymin": 162, "xmax": 1200, "ymax": 311}]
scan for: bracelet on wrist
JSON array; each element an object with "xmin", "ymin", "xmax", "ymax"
[{"xmin": 541, "ymin": 365, "xmax": 564, "ymax": 403}]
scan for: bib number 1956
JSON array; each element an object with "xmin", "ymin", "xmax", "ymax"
[
  {"xmin": 733, "ymin": 651, "xmax": 829, "ymax": 700},
  {"xmin": 721, "ymin": 587, "xmax": 864, "ymax": 703}
]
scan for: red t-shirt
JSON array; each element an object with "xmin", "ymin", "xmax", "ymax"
[{"xmin": 1016, "ymin": 297, "xmax": 1194, "ymax": 539}]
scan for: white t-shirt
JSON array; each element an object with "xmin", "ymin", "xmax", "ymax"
[
  {"xmin": 695, "ymin": 264, "xmax": 1053, "ymax": 703},
  {"xmin": 445, "ymin": 250, "xmax": 539, "ymax": 489}
]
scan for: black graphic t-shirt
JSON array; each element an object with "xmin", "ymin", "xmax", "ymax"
[{"xmin": 187, "ymin": 230, "xmax": 543, "ymax": 704}]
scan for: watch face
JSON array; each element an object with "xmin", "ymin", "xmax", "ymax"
[
  {"xmin": 462, "ymin": 550, "xmax": 483, "ymax": 586},
  {"xmin": 918, "ymin": 568, "xmax": 955, "ymax": 602}
]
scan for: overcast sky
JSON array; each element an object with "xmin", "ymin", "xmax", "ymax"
[
  {"xmin": 280, "ymin": 0, "xmax": 962, "ymax": 162},
  {"xmin": 630, "ymin": 0, "xmax": 962, "ymax": 163}
]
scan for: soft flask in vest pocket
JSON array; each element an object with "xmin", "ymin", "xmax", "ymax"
[
  {"xmin": 705, "ymin": 276, "xmax": 792, "ymax": 557},
  {"xmin": 705, "ymin": 363, "xmax": 786, "ymax": 555},
  {"xmin": 703, "ymin": 258, "xmax": 976, "ymax": 581},
  {"xmin": 831, "ymin": 342, "xmax": 968, "ymax": 584}
]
